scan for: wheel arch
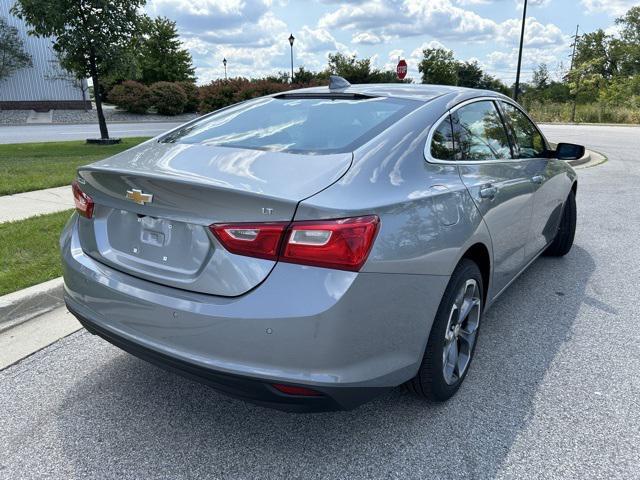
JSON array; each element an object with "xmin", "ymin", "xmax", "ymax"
[{"xmin": 460, "ymin": 242, "xmax": 491, "ymax": 304}]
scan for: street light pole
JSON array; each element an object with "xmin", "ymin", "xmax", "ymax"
[
  {"xmin": 513, "ymin": 0, "xmax": 528, "ymax": 101},
  {"xmin": 288, "ymin": 33, "xmax": 295, "ymax": 83},
  {"xmin": 223, "ymin": 57, "xmax": 227, "ymax": 80}
]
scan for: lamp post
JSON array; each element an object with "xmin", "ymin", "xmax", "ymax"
[
  {"xmin": 223, "ymin": 57, "xmax": 227, "ymax": 80},
  {"xmin": 288, "ymin": 33, "xmax": 295, "ymax": 83},
  {"xmin": 513, "ymin": 0, "xmax": 528, "ymax": 101}
]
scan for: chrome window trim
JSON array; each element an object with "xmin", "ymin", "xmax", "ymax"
[{"xmin": 424, "ymin": 96, "xmax": 550, "ymax": 165}]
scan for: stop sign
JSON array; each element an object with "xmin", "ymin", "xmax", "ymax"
[{"xmin": 396, "ymin": 59, "xmax": 407, "ymax": 80}]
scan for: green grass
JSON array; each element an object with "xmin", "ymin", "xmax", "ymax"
[
  {"xmin": 527, "ymin": 102, "xmax": 640, "ymax": 124},
  {"xmin": 0, "ymin": 209, "xmax": 74, "ymax": 296},
  {"xmin": 0, "ymin": 137, "xmax": 150, "ymax": 196}
]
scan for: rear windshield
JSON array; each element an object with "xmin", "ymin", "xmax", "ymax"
[{"xmin": 161, "ymin": 96, "xmax": 419, "ymax": 154}]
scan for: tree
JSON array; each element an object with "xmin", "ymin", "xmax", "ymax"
[
  {"xmin": 574, "ymin": 29, "xmax": 618, "ymax": 79},
  {"xmin": 11, "ymin": 0, "xmax": 146, "ymax": 140},
  {"xmin": 293, "ymin": 66, "xmax": 316, "ymax": 85},
  {"xmin": 139, "ymin": 17, "xmax": 195, "ymax": 85},
  {"xmin": 532, "ymin": 63, "xmax": 550, "ymax": 90},
  {"xmin": 326, "ymin": 52, "xmax": 376, "ymax": 84},
  {"xmin": 477, "ymin": 74, "xmax": 510, "ymax": 96},
  {"xmin": 324, "ymin": 52, "xmax": 404, "ymax": 84},
  {"xmin": 614, "ymin": 6, "xmax": 640, "ymax": 75},
  {"xmin": 457, "ymin": 60, "xmax": 482, "ymax": 88},
  {"xmin": 0, "ymin": 16, "xmax": 31, "ymax": 81},
  {"xmin": 418, "ymin": 48, "xmax": 458, "ymax": 85}
]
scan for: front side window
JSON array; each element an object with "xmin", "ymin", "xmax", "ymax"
[
  {"xmin": 161, "ymin": 96, "xmax": 419, "ymax": 154},
  {"xmin": 452, "ymin": 101, "xmax": 512, "ymax": 161},
  {"xmin": 501, "ymin": 102, "xmax": 547, "ymax": 158},
  {"xmin": 430, "ymin": 115, "xmax": 456, "ymax": 160}
]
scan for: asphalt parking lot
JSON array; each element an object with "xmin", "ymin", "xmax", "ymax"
[{"xmin": 1, "ymin": 124, "xmax": 639, "ymax": 479}]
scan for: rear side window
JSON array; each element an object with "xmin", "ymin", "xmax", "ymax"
[
  {"xmin": 430, "ymin": 116, "xmax": 456, "ymax": 160},
  {"xmin": 501, "ymin": 102, "xmax": 547, "ymax": 158},
  {"xmin": 161, "ymin": 96, "xmax": 419, "ymax": 154},
  {"xmin": 452, "ymin": 101, "xmax": 512, "ymax": 161}
]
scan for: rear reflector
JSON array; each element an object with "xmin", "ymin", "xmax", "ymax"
[
  {"xmin": 210, "ymin": 215, "xmax": 379, "ymax": 271},
  {"xmin": 271, "ymin": 383, "xmax": 323, "ymax": 397},
  {"xmin": 72, "ymin": 180, "xmax": 94, "ymax": 219}
]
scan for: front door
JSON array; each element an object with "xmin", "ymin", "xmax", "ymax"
[
  {"xmin": 499, "ymin": 101, "xmax": 565, "ymax": 259},
  {"xmin": 452, "ymin": 100, "xmax": 535, "ymax": 295}
]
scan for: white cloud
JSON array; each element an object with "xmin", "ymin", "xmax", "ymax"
[
  {"xmin": 319, "ymin": 0, "xmax": 499, "ymax": 42},
  {"xmin": 499, "ymin": 16, "xmax": 567, "ymax": 47},
  {"xmin": 147, "ymin": 0, "xmax": 270, "ymax": 31},
  {"xmin": 352, "ymin": 32, "xmax": 390, "ymax": 45},
  {"xmin": 580, "ymin": 0, "xmax": 637, "ymax": 15},
  {"xmin": 483, "ymin": 44, "xmax": 568, "ymax": 83},
  {"xmin": 455, "ymin": 0, "xmax": 491, "ymax": 5}
]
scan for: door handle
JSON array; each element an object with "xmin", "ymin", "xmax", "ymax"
[
  {"xmin": 531, "ymin": 175, "xmax": 545, "ymax": 184},
  {"xmin": 479, "ymin": 185, "xmax": 498, "ymax": 199}
]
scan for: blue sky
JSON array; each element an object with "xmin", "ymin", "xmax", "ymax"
[{"xmin": 144, "ymin": 0, "xmax": 639, "ymax": 85}]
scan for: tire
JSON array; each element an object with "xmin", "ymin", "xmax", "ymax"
[
  {"xmin": 544, "ymin": 190, "xmax": 576, "ymax": 257},
  {"xmin": 407, "ymin": 259, "xmax": 483, "ymax": 402}
]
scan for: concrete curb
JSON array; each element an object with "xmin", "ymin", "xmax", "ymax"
[
  {"xmin": 0, "ymin": 119, "xmax": 197, "ymax": 127},
  {"xmin": 540, "ymin": 122, "xmax": 640, "ymax": 128},
  {"xmin": 568, "ymin": 150, "xmax": 591, "ymax": 167},
  {"xmin": 0, "ymin": 277, "xmax": 64, "ymax": 333},
  {"xmin": 573, "ymin": 149, "xmax": 607, "ymax": 169}
]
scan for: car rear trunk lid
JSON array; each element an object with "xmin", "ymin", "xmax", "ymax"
[{"xmin": 75, "ymin": 141, "xmax": 352, "ymax": 296}]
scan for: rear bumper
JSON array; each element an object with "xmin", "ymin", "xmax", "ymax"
[
  {"xmin": 68, "ymin": 304, "xmax": 384, "ymax": 412},
  {"xmin": 61, "ymin": 214, "xmax": 449, "ymax": 411}
]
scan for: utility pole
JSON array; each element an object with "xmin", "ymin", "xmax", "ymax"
[
  {"xmin": 569, "ymin": 25, "xmax": 580, "ymax": 123},
  {"xmin": 569, "ymin": 24, "xmax": 579, "ymax": 72},
  {"xmin": 223, "ymin": 57, "xmax": 227, "ymax": 80},
  {"xmin": 513, "ymin": 0, "xmax": 528, "ymax": 101}
]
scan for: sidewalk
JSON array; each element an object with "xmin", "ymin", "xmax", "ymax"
[{"xmin": 0, "ymin": 185, "xmax": 73, "ymax": 223}]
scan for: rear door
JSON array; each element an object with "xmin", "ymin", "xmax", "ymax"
[
  {"xmin": 451, "ymin": 100, "xmax": 535, "ymax": 294},
  {"xmin": 499, "ymin": 101, "xmax": 565, "ymax": 259}
]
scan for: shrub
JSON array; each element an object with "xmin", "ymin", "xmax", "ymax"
[
  {"xmin": 150, "ymin": 81, "xmax": 187, "ymax": 116},
  {"xmin": 198, "ymin": 78, "xmax": 293, "ymax": 114},
  {"xmin": 176, "ymin": 81, "xmax": 199, "ymax": 113},
  {"xmin": 107, "ymin": 81, "xmax": 152, "ymax": 114}
]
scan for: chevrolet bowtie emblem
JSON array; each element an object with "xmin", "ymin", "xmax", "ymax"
[{"xmin": 126, "ymin": 189, "xmax": 153, "ymax": 205}]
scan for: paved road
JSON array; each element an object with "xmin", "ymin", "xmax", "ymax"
[
  {"xmin": 0, "ymin": 122, "xmax": 183, "ymax": 144},
  {"xmin": 1, "ymin": 125, "xmax": 639, "ymax": 479}
]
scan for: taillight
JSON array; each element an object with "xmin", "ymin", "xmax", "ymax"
[
  {"xmin": 282, "ymin": 216, "xmax": 379, "ymax": 271},
  {"xmin": 72, "ymin": 180, "xmax": 94, "ymax": 218},
  {"xmin": 209, "ymin": 215, "xmax": 379, "ymax": 271},
  {"xmin": 210, "ymin": 223, "xmax": 287, "ymax": 261}
]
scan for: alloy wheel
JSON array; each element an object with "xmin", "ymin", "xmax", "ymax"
[{"xmin": 442, "ymin": 279, "xmax": 482, "ymax": 385}]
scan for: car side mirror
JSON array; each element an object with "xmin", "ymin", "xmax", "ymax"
[{"xmin": 555, "ymin": 143, "xmax": 585, "ymax": 161}]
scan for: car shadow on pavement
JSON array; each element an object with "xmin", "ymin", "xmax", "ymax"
[{"xmin": 56, "ymin": 245, "xmax": 596, "ymax": 479}]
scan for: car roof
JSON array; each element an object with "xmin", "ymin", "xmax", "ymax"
[{"xmin": 282, "ymin": 83, "xmax": 506, "ymax": 103}]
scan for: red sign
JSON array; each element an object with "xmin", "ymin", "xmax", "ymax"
[{"xmin": 396, "ymin": 59, "xmax": 407, "ymax": 80}]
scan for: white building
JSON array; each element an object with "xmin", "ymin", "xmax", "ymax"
[{"xmin": 0, "ymin": 0, "xmax": 90, "ymax": 110}]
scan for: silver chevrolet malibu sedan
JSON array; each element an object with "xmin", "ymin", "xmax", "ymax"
[{"xmin": 62, "ymin": 77, "xmax": 583, "ymax": 411}]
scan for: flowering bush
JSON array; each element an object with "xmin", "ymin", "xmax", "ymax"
[
  {"xmin": 150, "ymin": 81, "xmax": 187, "ymax": 115},
  {"xmin": 175, "ymin": 81, "xmax": 200, "ymax": 113},
  {"xmin": 108, "ymin": 81, "xmax": 152, "ymax": 114},
  {"xmin": 199, "ymin": 78, "xmax": 295, "ymax": 114}
]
